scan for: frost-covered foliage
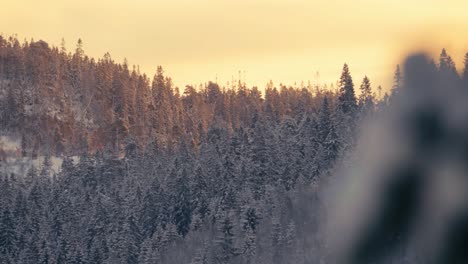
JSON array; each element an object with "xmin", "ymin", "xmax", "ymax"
[
  {"xmin": 0, "ymin": 111, "xmax": 351, "ymax": 263},
  {"xmin": 0, "ymin": 35, "xmax": 365, "ymax": 159},
  {"xmin": 2, "ymin": 34, "xmax": 468, "ymax": 263},
  {"xmin": 0, "ymin": 80, "xmax": 364, "ymax": 264}
]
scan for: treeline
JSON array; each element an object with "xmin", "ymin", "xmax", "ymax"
[{"xmin": 0, "ymin": 35, "xmax": 383, "ymax": 157}]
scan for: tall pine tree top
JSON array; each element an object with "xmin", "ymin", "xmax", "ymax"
[
  {"xmin": 359, "ymin": 76, "xmax": 374, "ymax": 114},
  {"xmin": 338, "ymin": 63, "xmax": 357, "ymax": 115},
  {"xmin": 439, "ymin": 48, "xmax": 457, "ymax": 74},
  {"xmin": 392, "ymin": 65, "xmax": 402, "ymax": 97}
]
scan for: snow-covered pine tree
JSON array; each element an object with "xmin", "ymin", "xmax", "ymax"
[
  {"xmin": 358, "ymin": 76, "xmax": 374, "ymax": 116},
  {"xmin": 463, "ymin": 52, "xmax": 468, "ymax": 85},
  {"xmin": 391, "ymin": 65, "xmax": 402, "ymax": 99},
  {"xmin": 337, "ymin": 63, "xmax": 357, "ymax": 116},
  {"xmin": 215, "ymin": 211, "xmax": 238, "ymax": 264},
  {"xmin": 439, "ymin": 48, "xmax": 457, "ymax": 75}
]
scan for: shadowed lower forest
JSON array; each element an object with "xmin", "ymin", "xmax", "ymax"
[{"xmin": 1, "ymin": 36, "xmax": 468, "ymax": 264}]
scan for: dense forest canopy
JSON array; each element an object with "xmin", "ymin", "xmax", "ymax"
[
  {"xmin": 0, "ymin": 36, "xmax": 387, "ymax": 157},
  {"xmin": 1, "ymin": 36, "xmax": 468, "ymax": 264}
]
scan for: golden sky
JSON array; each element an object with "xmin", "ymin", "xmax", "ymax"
[{"xmin": 2, "ymin": 0, "xmax": 468, "ymax": 93}]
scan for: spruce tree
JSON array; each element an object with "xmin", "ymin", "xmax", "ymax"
[
  {"xmin": 323, "ymin": 122, "xmax": 341, "ymax": 173},
  {"xmin": 337, "ymin": 63, "xmax": 357, "ymax": 151},
  {"xmin": 463, "ymin": 52, "xmax": 468, "ymax": 85},
  {"xmin": 391, "ymin": 65, "xmax": 402, "ymax": 98},
  {"xmin": 318, "ymin": 96, "xmax": 332, "ymax": 143},
  {"xmin": 0, "ymin": 208, "xmax": 17, "ymax": 257},
  {"xmin": 172, "ymin": 165, "xmax": 193, "ymax": 237},
  {"xmin": 439, "ymin": 48, "xmax": 457, "ymax": 74},
  {"xmin": 215, "ymin": 212, "xmax": 238, "ymax": 264},
  {"xmin": 338, "ymin": 63, "xmax": 357, "ymax": 116},
  {"xmin": 192, "ymin": 164, "xmax": 209, "ymax": 220},
  {"xmin": 358, "ymin": 76, "xmax": 374, "ymax": 115},
  {"xmin": 270, "ymin": 217, "xmax": 284, "ymax": 264}
]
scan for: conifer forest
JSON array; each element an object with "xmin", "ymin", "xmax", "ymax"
[{"xmin": 1, "ymin": 34, "xmax": 468, "ymax": 264}]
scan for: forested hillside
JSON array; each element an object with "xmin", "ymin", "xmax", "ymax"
[
  {"xmin": 0, "ymin": 36, "xmax": 385, "ymax": 157},
  {"xmin": 1, "ymin": 35, "xmax": 468, "ymax": 263}
]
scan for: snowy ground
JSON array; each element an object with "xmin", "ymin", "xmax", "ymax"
[{"xmin": 0, "ymin": 135, "xmax": 69, "ymax": 176}]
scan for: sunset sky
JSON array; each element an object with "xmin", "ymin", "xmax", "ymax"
[{"xmin": 2, "ymin": 0, "xmax": 468, "ymax": 93}]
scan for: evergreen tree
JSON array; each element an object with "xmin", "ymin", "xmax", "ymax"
[
  {"xmin": 40, "ymin": 153, "xmax": 52, "ymax": 179},
  {"xmin": 172, "ymin": 165, "xmax": 193, "ymax": 237},
  {"xmin": 463, "ymin": 52, "xmax": 468, "ymax": 85},
  {"xmin": 270, "ymin": 217, "xmax": 284, "ymax": 264},
  {"xmin": 439, "ymin": 48, "xmax": 457, "ymax": 75},
  {"xmin": 215, "ymin": 212, "xmax": 238, "ymax": 264},
  {"xmin": 391, "ymin": 64, "xmax": 402, "ymax": 98},
  {"xmin": 140, "ymin": 178, "xmax": 164, "ymax": 237},
  {"xmin": 337, "ymin": 63, "xmax": 357, "ymax": 151},
  {"xmin": 242, "ymin": 207, "xmax": 260, "ymax": 232},
  {"xmin": 151, "ymin": 65, "xmax": 173, "ymax": 135},
  {"xmin": 139, "ymin": 233, "xmax": 161, "ymax": 264},
  {"xmin": 310, "ymin": 96, "xmax": 343, "ymax": 176},
  {"xmin": 318, "ymin": 96, "xmax": 332, "ymax": 143},
  {"xmin": 358, "ymin": 76, "xmax": 374, "ymax": 115},
  {"xmin": 70, "ymin": 38, "xmax": 84, "ymax": 91},
  {"xmin": 299, "ymin": 115, "xmax": 320, "ymax": 181},
  {"xmin": 322, "ymin": 122, "xmax": 341, "ymax": 174},
  {"xmin": 0, "ymin": 208, "xmax": 17, "ymax": 257},
  {"xmin": 192, "ymin": 164, "xmax": 209, "ymax": 221},
  {"xmin": 247, "ymin": 113, "xmax": 272, "ymax": 199},
  {"xmin": 338, "ymin": 63, "xmax": 357, "ymax": 116}
]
